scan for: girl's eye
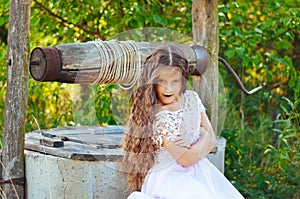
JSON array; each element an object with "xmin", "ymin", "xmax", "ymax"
[{"xmin": 157, "ymin": 79, "xmax": 165, "ymax": 84}]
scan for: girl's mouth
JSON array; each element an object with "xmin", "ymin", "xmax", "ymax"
[{"xmin": 163, "ymin": 94, "xmax": 173, "ymax": 98}]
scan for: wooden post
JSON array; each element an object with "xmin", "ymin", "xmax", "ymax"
[
  {"xmin": 1, "ymin": 0, "xmax": 31, "ymax": 198},
  {"xmin": 192, "ymin": 0, "xmax": 219, "ymax": 133}
]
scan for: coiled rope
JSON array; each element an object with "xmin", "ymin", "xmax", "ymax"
[{"xmin": 91, "ymin": 39, "xmax": 141, "ymax": 89}]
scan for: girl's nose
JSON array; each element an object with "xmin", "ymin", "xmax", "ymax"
[{"xmin": 165, "ymin": 85, "xmax": 173, "ymax": 92}]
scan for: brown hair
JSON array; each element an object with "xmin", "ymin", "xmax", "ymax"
[{"xmin": 121, "ymin": 44, "xmax": 189, "ymax": 191}]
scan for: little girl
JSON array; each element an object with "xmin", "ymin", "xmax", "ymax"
[{"xmin": 122, "ymin": 44, "xmax": 244, "ymax": 199}]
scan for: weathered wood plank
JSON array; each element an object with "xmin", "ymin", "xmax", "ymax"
[
  {"xmin": 24, "ymin": 127, "xmax": 125, "ymax": 161},
  {"xmin": 65, "ymin": 134, "xmax": 123, "ymax": 149},
  {"xmin": 40, "ymin": 138, "xmax": 64, "ymax": 147},
  {"xmin": 25, "ymin": 135, "xmax": 124, "ymax": 161}
]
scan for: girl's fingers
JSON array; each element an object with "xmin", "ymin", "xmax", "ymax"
[{"xmin": 173, "ymin": 135, "xmax": 190, "ymax": 148}]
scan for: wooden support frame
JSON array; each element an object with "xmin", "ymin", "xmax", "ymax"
[
  {"xmin": 192, "ymin": 0, "xmax": 219, "ymax": 133},
  {"xmin": 2, "ymin": 0, "xmax": 31, "ymax": 198}
]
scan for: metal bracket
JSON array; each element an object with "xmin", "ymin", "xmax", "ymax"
[
  {"xmin": 29, "ymin": 46, "xmax": 62, "ymax": 82},
  {"xmin": 191, "ymin": 45, "xmax": 209, "ymax": 75}
]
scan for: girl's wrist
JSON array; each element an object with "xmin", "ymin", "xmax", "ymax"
[
  {"xmin": 162, "ymin": 139, "xmax": 170, "ymax": 147},
  {"xmin": 200, "ymin": 127, "xmax": 209, "ymax": 137}
]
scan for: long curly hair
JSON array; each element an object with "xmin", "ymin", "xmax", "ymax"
[{"xmin": 121, "ymin": 44, "xmax": 189, "ymax": 191}]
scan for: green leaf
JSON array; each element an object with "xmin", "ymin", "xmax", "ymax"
[
  {"xmin": 31, "ymin": 18, "xmax": 40, "ymax": 26},
  {"xmin": 0, "ymin": 16, "xmax": 6, "ymax": 26},
  {"xmin": 224, "ymin": 49, "xmax": 235, "ymax": 59},
  {"xmin": 254, "ymin": 28, "xmax": 262, "ymax": 34},
  {"xmin": 236, "ymin": 47, "xmax": 245, "ymax": 58},
  {"xmin": 276, "ymin": 40, "xmax": 292, "ymax": 49},
  {"xmin": 266, "ymin": 70, "xmax": 274, "ymax": 82},
  {"xmin": 153, "ymin": 15, "xmax": 167, "ymax": 26}
]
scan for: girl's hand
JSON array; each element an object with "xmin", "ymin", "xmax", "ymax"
[
  {"xmin": 200, "ymin": 127, "xmax": 208, "ymax": 135},
  {"xmin": 172, "ymin": 134, "xmax": 190, "ymax": 149}
]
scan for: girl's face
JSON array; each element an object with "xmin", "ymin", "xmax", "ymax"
[{"xmin": 155, "ymin": 66, "xmax": 183, "ymax": 105}]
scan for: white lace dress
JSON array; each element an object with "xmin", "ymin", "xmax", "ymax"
[{"xmin": 128, "ymin": 90, "xmax": 244, "ymax": 199}]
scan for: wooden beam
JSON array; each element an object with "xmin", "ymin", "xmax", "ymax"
[
  {"xmin": 1, "ymin": 0, "xmax": 31, "ymax": 198},
  {"xmin": 192, "ymin": 0, "xmax": 219, "ymax": 134},
  {"xmin": 29, "ymin": 42, "xmax": 210, "ymax": 84}
]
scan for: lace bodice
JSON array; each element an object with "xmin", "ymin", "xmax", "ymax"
[{"xmin": 153, "ymin": 90, "xmax": 206, "ymax": 147}]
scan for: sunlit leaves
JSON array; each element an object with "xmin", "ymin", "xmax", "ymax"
[
  {"xmin": 219, "ymin": 0, "xmax": 298, "ymax": 105},
  {"xmin": 219, "ymin": 1, "xmax": 299, "ymax": 197}
]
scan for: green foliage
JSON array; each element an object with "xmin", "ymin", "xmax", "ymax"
[
  {"xmin": 219, "ymin": 0, "xmax": 299, "ymax": 100},
  {"xmin": 29, "ymin": 0, "xmax": 192, "ymax": 43},
  {"xmin": 218, "ymin": 1, "xmax": 299, "ymax": 198},
  {"xmin": 26, "ymin": 80, "xmax": 74, "ymax": 130},
  {"xmin": 94, "ymin": 84, "xmax": 118, "ymax": 125},
  {"xmin": 223, "ymin": 90, "xmax": 299, "ymax": 198},
  {"xmin": 0, "ymin": 0, "xmax": 299, "ymax": 198}
]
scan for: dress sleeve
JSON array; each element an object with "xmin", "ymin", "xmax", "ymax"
[
  {"xmin": 191, "ymin": 91, "xmax": 206, "ymax": 113},
  {"xmin": 152, "ymin": 112, "xmax": 181, "ymax": 147}
]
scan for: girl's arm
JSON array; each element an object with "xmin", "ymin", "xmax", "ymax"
[{"xmin": 163, "ymin": 112, "xmax": 216, "ymax": 167}]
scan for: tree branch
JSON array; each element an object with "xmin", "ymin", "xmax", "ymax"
[
  {"xmin": 99, "ymin": 0, "xmax": 113, "ymax": 19},
  {"xmin": 33, "ymin": 0, "xmax": 105, "ymax": 40},
  {"xmin": 97, "ymin": 0, "xmax": 113, "ymax": 34}
]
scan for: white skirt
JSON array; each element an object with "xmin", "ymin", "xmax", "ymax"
[{"xmin": 128, "ymin": 157, "xmax": 244, "ymax": 199}]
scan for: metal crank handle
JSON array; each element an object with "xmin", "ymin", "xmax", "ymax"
[{"xmin": 218, "ymin": 57, "xmax": 263, "ymax": 95}]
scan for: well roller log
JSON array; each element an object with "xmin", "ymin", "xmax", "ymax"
[{"xmin": 29, "ymin": 42, "xmax": 208, "ymax": 84}]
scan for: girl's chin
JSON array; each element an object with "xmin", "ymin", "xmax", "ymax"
[{"xmin": 161, "ymin": 98, "xmax": 176, "ymax": 105}]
